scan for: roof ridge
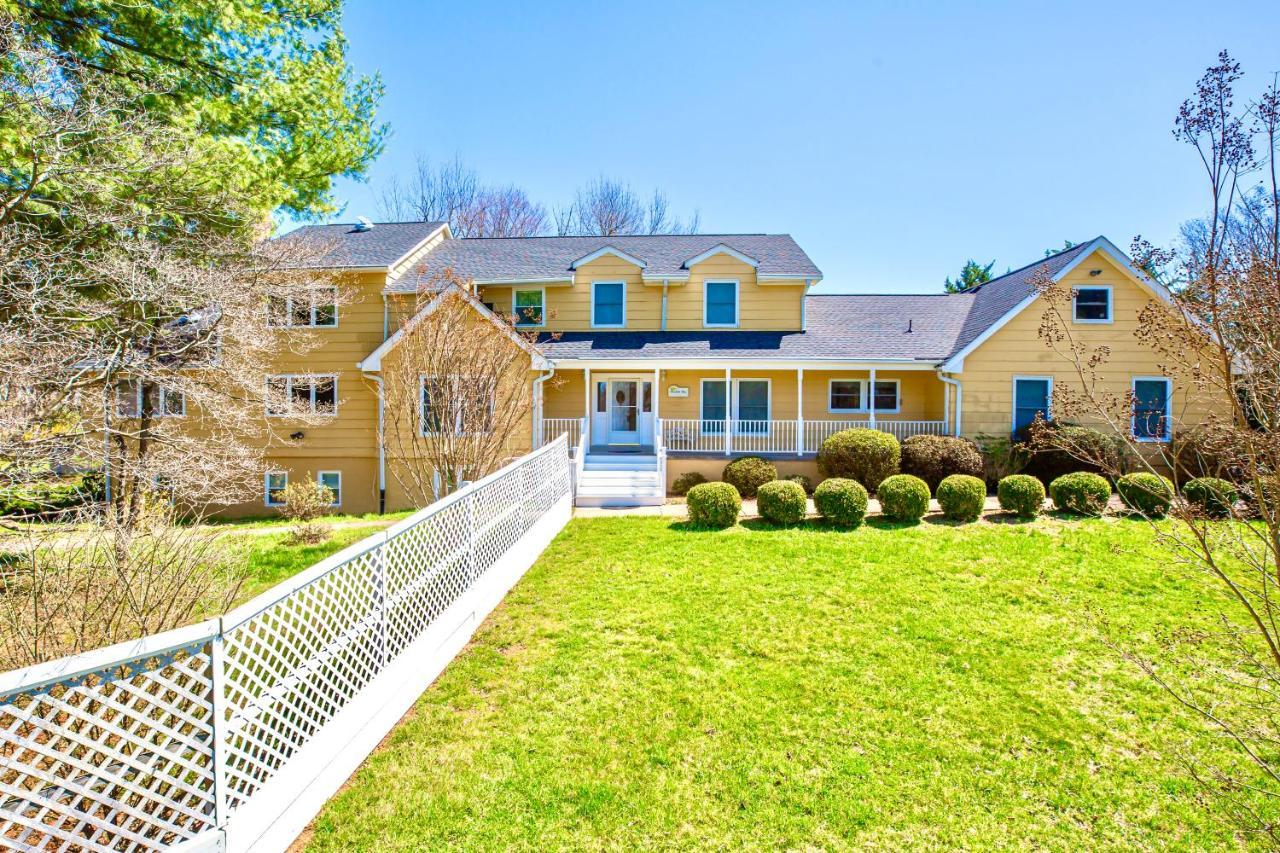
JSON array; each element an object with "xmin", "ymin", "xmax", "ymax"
[
  {"xmin": 806, "ymin": 292, "xmax": 961, "ymax": 298},
  {"xmin": 454, "ymin": 232, "xmax": 775, "ymax": 241},
  {"xmin": 959, "ymin": 239, "xmax": 1092, "ymax": 293}
]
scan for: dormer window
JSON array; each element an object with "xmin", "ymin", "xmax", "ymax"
[
  {"xmin": 591, "ymin": 282, "xmax": 626, "ymax": 328},
  {"xmin": 704, "ymin": 281, "xmax": 739, "ymax": 327},
  {"xmin": 1073, "ymin": 286, "xmax": 1112, "ymax": 323},
  {"xmin": 513, "ymin": 288, "xmax": 544, "ymax": 327}
]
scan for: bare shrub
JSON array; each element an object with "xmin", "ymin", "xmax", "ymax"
[{"xmin": 279, "ymin": 479, "xmax": 335, "ymax": 544}]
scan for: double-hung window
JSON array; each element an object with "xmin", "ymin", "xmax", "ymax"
[
  {"xmin": 704, "ymin": 281, "xmax": 739, "ymax": 327},
  {"xmin": 421, "ymin": 376, "xmax": 495, "ymax": 435},
  {"xmin": 1073, "ymin": 286, "xmax": 1112, "ymax": 323},
  {"xmin": 264, "ymin": 471, "xmax": 288, "ymax": 506},
  {"xmin": 591, "ymin": 282, "xmax": 626, "ymax": 328},
  {"xmin": 701, "ymin": 379, "xmax": 769, "ymax": 433},
  {"xmin": 513, "ymin": 288, "xmax": 544, "ymax": 327},
  {"xmin": 268, "ymin": 287, "xmax": 338, "ymax": 328},
  {"xmin": 317, "ymin": 471, "xmax": 341, "ymax": 506},
  {"xmin": 266, "ymin": 375, "xmax": 337, "ymax": 416},
  {"xmin": 1013, "ymin": 377, "xmax": 1051, "ymax": 435},
  {"xmin": 115, "ymin": 381, "xmax": 186, "ymax": 418},
  {"xmin": 871, "ymin": 381, "xmax": 899, "ymax": 412},
  {"xmin": 1132, "ymin": 377, "xmax": 1172, "ymax": 441},
  {"xmin": 701, "ymin": 380, "xmax": 728, "ymax": 433},
  {"xmin": 829, "ymin": 380, "xmax": 864, "ymax": 413}
]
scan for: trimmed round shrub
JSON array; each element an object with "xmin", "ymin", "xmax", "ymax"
[
  {"xmin": 721, "ymin": 456, "xmax": 777, "ymax": 499},
  {"xmin": 900, "ymin": 435, "xmax": 984, "ymax": 491},
  {"xmin": 757, "ymin": 480, "xmax": 808, "ymax": 525},
  {"xmin": 997, "ymin": 474, "xmax": 1045, "ymax": 519},
  {"xmin": 813, "ymin": 478, "xmax": 868, "ymax": 528},
  {"xmin": 1024, "ymin": 422, "xmax": 1129, "ymax": 486},
  {"xmin": 670, "ymin": 471, "xmax": 707, "ymax": 497},
  {"xmin": 686, "ymin": 482, "xmax": 741, "ymax": 528},
  {"xmin": 936, "ymin": 474, "xmax": 986, "ymax": 522},
  {"xmin": 785, "ymin": 474, "xmax": 814, "ymax": 494},
  {"xmin": 878, "ymin": 474, "xmax": 931, "ymax": 523},
  {"xmin": 1184, "ymin": 476, "xmax": 1237, "ymax": 519},
  {"xmin": 817, "ymin": 428, "xmax": 901, "ymax": 492},
  {"xmin": 1116, "ymin": 472, "xmax": 1175, "ymax": 517},
  {"xmin": 1049, "ymin": 472, "xmax": 1112, "ymax": 516}
]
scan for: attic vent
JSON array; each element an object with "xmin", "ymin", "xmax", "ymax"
[{"xmin": 353, "ymin": 217, "xmax": 375, "ymax": 232}]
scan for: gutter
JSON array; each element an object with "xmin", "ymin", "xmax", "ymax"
[{"xmin": 936, "ymin": 370, "xmax": 962, "ymax": 436}]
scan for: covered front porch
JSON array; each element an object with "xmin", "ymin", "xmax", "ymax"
[{"xmin": 535, "ymin": 361, "xmax": 955, "ymax": 457}]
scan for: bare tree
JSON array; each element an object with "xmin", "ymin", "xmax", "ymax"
[
  {"xmin": 554, "ymin": 176, "xmax": 700, "ymax": 236},
  {"xmin": 1035, "ymin": 53, "xmax": 1280, "ymax": 840},
  {"xmin": 378, "ymin": 272, "xmax": 549, "ymax": 504},
  {"xmin": 377, "ymin": 155, "xmax": 547, "ymax": 237}
]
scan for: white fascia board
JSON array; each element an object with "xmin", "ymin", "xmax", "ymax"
[
  {"xmin": 473, "ymin": 277, "xmax": 574, "ymax": 286},
  {"xmin": 641, "ymin": 273, "xmax": 690, "ymax": 283},
  {"xmin": 545, "ymin": 357, "xmax": 938, "ymax": 371},
  {"xmin": 758, "ymin": 273, "xmax": 823, "ymax": 285},
  {"xmin": 569, "ymin": 246, "xmax": 647, "ymax": 270},
  {"xmin": 683, "ymin": 244, "xmax": 759, "ymax": 269},
  {"xmin": 939, "ymin": 235, "xmax": 1171, "ymax": 373}
]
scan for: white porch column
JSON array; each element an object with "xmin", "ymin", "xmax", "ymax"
[
  {"xmin": 653, "ymin": 367, "xmax": 660, "ymax": 446},
  {"xmin": 796, "ymin": 367, "xmax": 804, "ymax": 455},
  {"xmin": 583, "ymin": 367, "xmax": 591, "ymax": 448},
  {"xmin": 724, "ymin": 366, "xmax": 732, "ymax": 456},
  {"xmin": 868, "ymin": 367, "xmax": 878, "ymax": 430}
]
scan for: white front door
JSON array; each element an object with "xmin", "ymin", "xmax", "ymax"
[{"xmin": 608, "ymin": 380, "xmax": 640, "ymax": 444}]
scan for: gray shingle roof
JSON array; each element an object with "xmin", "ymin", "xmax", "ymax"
[
  {"xmin": 946, "ymin": 241, "xmax": 1093, "ymax": 358},
  {"xmin": 274, "ymin": 221, "xmax": 446, "ymax": 269},
  {"xmin": 388, "ymin": 233, "xmax": 821, "ymax": 292},
  {"xmin": 535, "ymin": 293, "xmax": 970, "ymax": 361}
]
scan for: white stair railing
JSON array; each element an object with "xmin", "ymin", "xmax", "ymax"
[{"xmin": 0, "ymin": 437, "xmax": 573, "ymax": 853}]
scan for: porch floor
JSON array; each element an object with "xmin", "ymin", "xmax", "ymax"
[{"xmin": 588, "ymin": 444, "xmax": 656, "ymax": 455}]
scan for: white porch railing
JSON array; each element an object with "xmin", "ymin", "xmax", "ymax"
[
  {"xmin": 540, "ymin": 417, "xmax": 582, "ymax": 451},
  {"xmin": 663, "ymin": 418, "xmax": 949, "ymax": 455},
  {"xmin": 0, "ymin": 437, "xmax": 572, "ymax": 853}
]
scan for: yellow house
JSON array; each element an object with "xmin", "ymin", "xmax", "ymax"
[{"xmin": 241, "ymin": 222, "xmax": 1218, "ymax": 512}]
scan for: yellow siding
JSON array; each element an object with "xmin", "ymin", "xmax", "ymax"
[{"xmin": 958, "ymin": 249, "xmax": 1222, "ymax": 439}]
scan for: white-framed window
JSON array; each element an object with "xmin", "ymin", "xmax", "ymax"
[
  {"xmin": 828, "ymin": 379, "xmax": 864, "ymax": 413},
  {"xmin": 115, "ymin": 381, "xmax": 186, "ymax": 418},
  {"xmin": 1073, "ymin": 285, "xmax": 1112, "ymax": 323},
  {"xmin": 700, "ymin": 378, "xmax": 770, "ymax": 434},
  {"xmin": 421, "ymin": 375, "xmax": 495, "ymax": 435},
  {"xmin": 265, "ymin": 375, "xmax": 337, "ymax": 416},
  {"xmin": 268, "ymin": 286, "xmax": 338, "ymax": 328},
  {"xmin": 512, "ymin": 287, "xmax": 545, "ymax": 328},
  {"xmin": 591, "ymin": 281, "xmax": 626, "ymax": 328},
  {"xmin": 264, "ymin": 471, "xmax": 288, "ymax": 506},
  {"xmin": 1012, "ymin": 376, "xmax": 1052, "ymax": 435},
  {"xmin": 1132, "ymin": 376, "xmax": 1172, "ymax": 441},
  {"xmin": 317, "ymin": 471, "xmax": 341, "ymax": 506},
  {"xmin": 871, "ymin": 380, "xmax": 900, "ymax": 412},
  {"xmin": 703, "ymin": 280, "xmax": 739, "ymax": 327}
]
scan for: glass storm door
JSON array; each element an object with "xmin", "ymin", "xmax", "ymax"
[{"xmin": 608, "ymin": 381, "xmax": 640, "ymax": 444}]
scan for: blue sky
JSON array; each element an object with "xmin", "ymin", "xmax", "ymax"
[{"xmin": 321, "ymin": 0, "xmax": 1280, "ymax": 294}]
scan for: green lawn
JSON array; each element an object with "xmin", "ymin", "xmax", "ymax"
[
  {"xmin": 301, "ymin": 515, "xmax": 1258, "ymax": 849},
  {"xmin": 223, "ymin": 522, "xmax": 400, "ymax": 603}
]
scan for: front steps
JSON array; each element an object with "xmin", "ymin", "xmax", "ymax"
[{"xmin": 575, "ymin": 453, "xmax": 664, "ymax": 507}]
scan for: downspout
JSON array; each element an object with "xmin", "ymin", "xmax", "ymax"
[
  {"xmin": 382, "ymin": 294, "xmax": 389, "ymax": 341},
  {"xmin": 364, "ymin": 372, "xmax": 386, "ymax": 513},
  {"xmin": 661, "ymin": 279, "xmax": 669, "ymax": 331},
  {"xmin": 936, "ymin": 370, "xmax": 962, "ymax": 437},
  {"xmin": 802, "ymin": 279, "xmax": 812, "ymax": 331},
  {"xmin": 532, "ymin": 365, "xmax": 556, "ymax": 447}
]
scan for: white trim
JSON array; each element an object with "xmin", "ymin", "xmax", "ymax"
[
  {"xmin": 473, "ymin": 276, "xmax": 573, "ymax": 287},
  {"xmin": 732, "ymin": 377, "xmax": 772, "ymax": 425},
  {"xmin": 264, "ymin": 471, "xmax": 287, "ymax": 507},
  {"xmin": 358, "ymin": 283, "xmax": 550, "ymax": 372},
  {"xmin": 699, "ymin": 376, "xmax": 772, "ymax": 424},
  {"xmin": 590, "ymin": 280, "xmax": 627, "ymax": 329},
  {"xmin": 1131, "ymin": 375, "xmax": 1173, "ymax": 442},
  {"xmin": 1072, "ymin": 284, "xmax": 1113, "ymax": 324},
  {"xmin": 511, "ymin": 285, "xmax": 546, "ymax": 328},
  {"xmin": 570, "ymin": 246, "xmax": 647, "ymax": 270},
  {"xmin": 548, "ymin": 357, "xmax": 937, "ymax": 370},
  {"xmin": 758, "ymin": 273, "xmax": 823, "ymax": 284},
  {"xmin": 265, "ymin": 374, "xmax": 338, "ymax": 417},
  {"xmin": 1011, "ymin": 375, "xmax": 1053, "ymax": 434},
  {"xmin": 939, "ymin": 235, "xmax": 1174, "ymax": 372},
  {"xmin": 869, "ymin": 378, "xmax": 901, "ymax": 414},
  {"xmin": 702, "ymin": 279, "xmax": 739, "ymax": 328},
  {"xmin": 683, "ymin": 244, "xmax": 759, "ymax": 269},
  {"xmin": 316, "ymin": 470, "xmax": 342, "ymax": 507},
  {"xmin": 827, "ymin": 377, "xmax": 866, "ymax": 413},
  {"xmin": 700, "ymin": 377, "xmax": 728, "ymax": 423}
]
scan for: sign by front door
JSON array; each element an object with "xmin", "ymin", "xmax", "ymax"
[{"xmin": 667, "ymin": 385, "xmax": 689, "ymax": 398}]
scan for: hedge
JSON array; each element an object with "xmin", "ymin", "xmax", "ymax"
[
  {"xmin": 817, "ymin": 428, "xmax": 900, "ymax": 492},
  {"xmin": 686, "ymin": 482, "xmax": 742, "ymax": 528},
  {"xmin": 936, "ymin": 474, "xmax": 985, "ymax": 522},
  {"xmin": 813, "ymin": 478, "xmax": 868, "ymax": 528},
  {"xmin": 878, "ymin": 474, "xmax": 931, "ymax": 523},
  {"xmin": 1049, "ymin": 472, "xmax": 1112, "ymax": 516},
  {"xmin": 670, "ymin": 471, "xmax": 707, "ymax": 497},
  {"xmin": 757, "ymin": 480, "xmax": 808, "ymax": 525},
  {"xmin": 901, "ymin": 435, "xmax": 984, "ymax": 491},
  {"xmin": 997, "ymin": 475, "xmax": 1045, "ymax": 519},
  {"xmin": 721, "ymin": 456, "xmax": 777, "ymax": 498},
  {"xmin": 1116, "ymin": 472, "xmax": 1175, "ymax": 518},
  {"xmin": 1183, "ymin": 477, "xmax": 1237, "ymax": 519}
]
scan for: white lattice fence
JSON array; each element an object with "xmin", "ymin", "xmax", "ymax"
[{"xmin": 0, "ymin": 437, "xmax": 572, "ymax": 853}]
